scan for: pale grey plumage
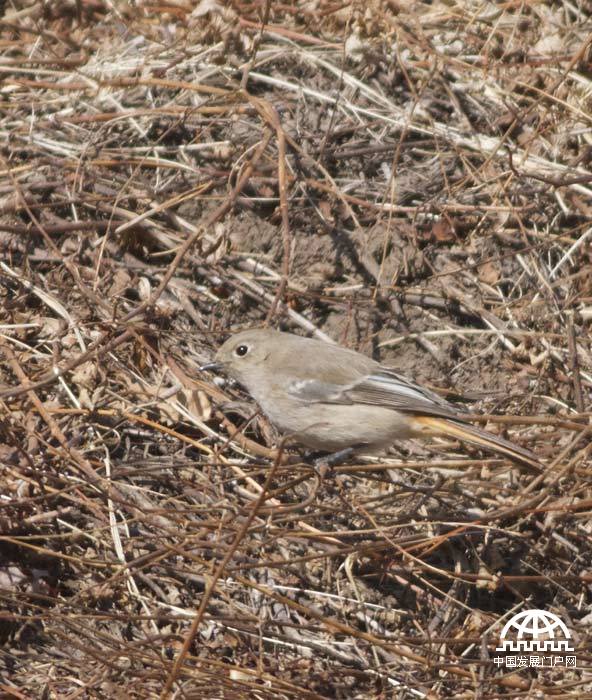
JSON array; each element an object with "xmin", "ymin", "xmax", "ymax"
[{"xmin": 211, "ymin": 328, "xmax": 541, "ymax": 471}]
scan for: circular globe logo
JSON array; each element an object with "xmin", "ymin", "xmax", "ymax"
[{"xmin": 497, "ymin": 609, "xmax": 573, "ymax": 653}]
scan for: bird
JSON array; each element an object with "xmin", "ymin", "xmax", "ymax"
[{"xmin": 203, "ymin": 328, "xmax": 542, "ymax": 473}]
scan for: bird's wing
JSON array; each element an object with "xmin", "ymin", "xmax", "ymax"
[
  {"xmin": 288, "ymin": 368, "xmax": 543, "ymax": 471},
  {"xmin": 288, "ymin": 368, "xmax": 461, "ymax": 421}
]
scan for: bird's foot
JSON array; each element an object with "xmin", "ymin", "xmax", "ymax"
[{"xmin": 303, "ymin": 448, "xmax": 355, "ymax": 479}]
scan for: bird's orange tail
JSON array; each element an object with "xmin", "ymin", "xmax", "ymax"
[{"xmin": 411, "ymin": 416, "xmax": 543, "ymax": 474}]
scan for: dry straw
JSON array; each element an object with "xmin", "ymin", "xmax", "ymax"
[{"xmin": 1, "ymin": 1, "xmax": 591, "ymax": 697}]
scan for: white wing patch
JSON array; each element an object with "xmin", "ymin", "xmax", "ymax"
[
  {"xmin": 288, "ymin": 368, "xmax": 460, "ymax": 420},
  {"xmin": 363, "ymin": 375, "xmax": 431, "ymax": 402},
  {"xmin": 290, "ymin": 379, "xmax": 314, "ymax": 393},
  {"xmin": 288, "ymin": 379, "xmax": 345, "ymax": 402}
]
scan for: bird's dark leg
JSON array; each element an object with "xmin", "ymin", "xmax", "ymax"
[
  {"xmin": 312, "ymin": 447, "xmax": 355, "ymax": 469},
  {"xmin": 298, "ymin": 448, "xmax": 356, "ymax": 480}
]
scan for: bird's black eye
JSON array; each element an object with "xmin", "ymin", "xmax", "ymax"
[{"xmin": 235, "ymin": 344, "xmax": 249, "ymax": 357}]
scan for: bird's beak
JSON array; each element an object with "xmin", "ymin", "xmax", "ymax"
[{"xmin": 200, "ymin": 361, "xmax": 224, "ymax": 373}]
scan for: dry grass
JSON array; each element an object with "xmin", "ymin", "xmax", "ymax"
[{"xmin": 1, "ymin": 0, "xmax": 592, "ymax": 697}]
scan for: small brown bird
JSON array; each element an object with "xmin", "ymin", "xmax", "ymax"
[{"xmin": 205, "ymin": 328, "xmax": 542, "ymax": 472}]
